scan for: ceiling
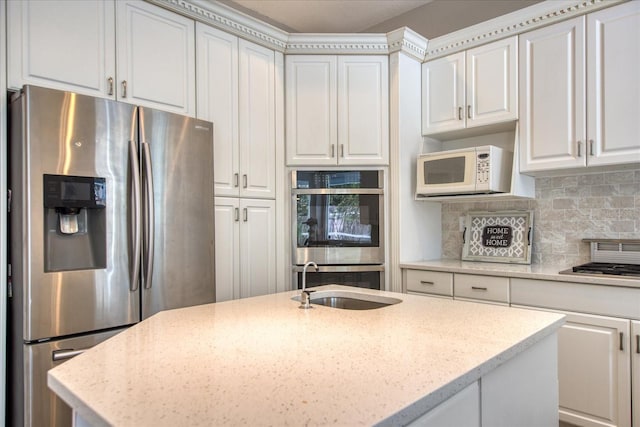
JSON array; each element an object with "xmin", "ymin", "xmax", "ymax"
[{"xmin": 216, "ymin": 0, "xmax": 542, "ymax": 38}]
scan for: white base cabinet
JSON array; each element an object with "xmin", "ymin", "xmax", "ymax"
[
  {"xmin": 633, "ymin": 321, "xmax": 640, "ymax": 427},
  {"xmin": 519, "ymin": 1, "xmax": 640, "ymax": 173},
  {"xmin": 286, "ymin": 55, "xmax": 389, "ymax": 166},
  {"xmin": 214, "ymin": 197, "xmax": 276, "ymax": 301},
  {"xmin": 556, "ymin": 311, "xmax": 631, "ymax": 427},
  {"xmin": 8, "ymin": 0, "xmax": 196, "ymax": 116}
]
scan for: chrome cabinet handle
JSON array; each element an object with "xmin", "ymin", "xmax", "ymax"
[
  {"xmin": 243, "ymin": 174, "xmax": 247, "ymax": 189},
  {"xmin": 234, "ymin": 207, "xmax": 239, "ymax": 222},
  {"xmin": 122, "ymin": 80, "xmax": 127, "ymax": 98},
  {"xmin": 340, "ymin": 144, "xmax": 344, "ymax": 158},
  {"xmin": 577, "ymin": 141, "xmax": 582, "ymax": 157},
  {"xmin": 128, "ymin": 140, "xmax": 142, "ymax": 292},
  {"xmin": 234, "ymin": 173, "xmax": 239, "ymax": 188},
  {"xmin": 331, "ymin": 144, "xmax": 335, "ymax": 158},
  {"xmin": 420, "ymin": 280, "xmax": 434, "ymax": 285},
  {"xmin": 52, "ymin": 348, "xmax": 87, "ymax": 362},
  {"xmin": 471, "ymin": 286, "xmax": 488, "ymax": 291},
  {"xmin": 620, "ymin": 332, "xmax": 624, "ymax": 351},
  {"xmin": 467, "ymin": 105, "xmax": 471, "ymax": 119},
  {"xmin": 243, "ymin": 207, "xmax": 248, "ymax": 222},
  {"xmin": 458, "ymin": 106, "xmax": 463, "ymax": 120},
  {"xmin": 589, "ymin": 139, "xmax": 594, "ymax": 156},
  {"xmin": 108, "ymin": 77, "xmax": 114, "ymax": 96}
]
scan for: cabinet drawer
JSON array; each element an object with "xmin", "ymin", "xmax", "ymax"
[
  {"xmin": 405, "ymin": 270, "xmax": 453, "ymax": 297},
  {"xmin": 454, "ymin": 274, "xmax": 509, "ymax": 303}
]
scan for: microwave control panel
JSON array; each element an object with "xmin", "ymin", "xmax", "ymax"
[{"xmin": 476, "ymin": 152, "xmax": 490, "ymax": 186}]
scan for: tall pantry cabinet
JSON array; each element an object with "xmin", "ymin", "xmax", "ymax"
[
  {"xmin": 7, "ymin": 0, "xmax": 196, "ymax": 116},
  {"xmin": 196, "ymin": 24, "xmax": 277, "ymax": 301}
]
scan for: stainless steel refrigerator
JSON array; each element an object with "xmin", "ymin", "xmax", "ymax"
[{"xmin": 8, "ymin": 85, "xmax": 215, "ymax": 426}]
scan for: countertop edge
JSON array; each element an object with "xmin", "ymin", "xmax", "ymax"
[
  {"xmin": 376, "ymin": 313, "xmax": 566, "ymax": 426},
  {"xmin": 48, "ymin": 374, "xmax": 110, "ymax": 427}
]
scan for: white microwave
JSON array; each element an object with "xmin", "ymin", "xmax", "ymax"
[{"xmin": 416, "ymin": 145, "xmax": 512, "ymax": 197}]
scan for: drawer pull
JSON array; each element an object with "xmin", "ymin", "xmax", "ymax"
[
  {"xmin": 420, "ymin": 281, "xmax": 434, "ymax": 286},
  {"xmin": 471, "ymin": 286, "xmax": 488, "ymax": 291}
]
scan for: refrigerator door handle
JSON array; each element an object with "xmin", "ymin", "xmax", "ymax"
[
  {"xmin": 142, "ymin": 141, "xmax": 155, "ymax": 290},
  {"xmin": 52, "ymin": 348, "xmax": 87, "ymax": 362},
  {"xmin": 129, "ymin": 140, "xmax": 142, "ymax": 292}
]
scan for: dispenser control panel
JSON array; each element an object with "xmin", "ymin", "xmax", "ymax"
[{"xmin": 43, "ymin": 174, "xmax": 106, "ymax": 209}]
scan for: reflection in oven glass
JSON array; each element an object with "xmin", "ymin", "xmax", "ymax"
[{"xmin": 296, "ymin": 193, "xmax": 379, "ymax": 248}]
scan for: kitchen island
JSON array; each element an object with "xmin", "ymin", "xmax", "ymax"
[{"xmin": 48, "ymin": 285, "xmax": 564, "ymax": 426}]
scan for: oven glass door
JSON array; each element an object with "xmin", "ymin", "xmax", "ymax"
[{"xmin": 293, "ymin": 170, "xmax": 384, "ymax": 265}]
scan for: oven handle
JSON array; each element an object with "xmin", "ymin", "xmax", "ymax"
[
  {"xmin": 292, "ymin": 188, "xmax": 383, "ymax": 195},
  {"xmin": 293, "ymin": 265, "xmax": 385, "ymax": 273}
]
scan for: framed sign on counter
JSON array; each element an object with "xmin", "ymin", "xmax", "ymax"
[{"xmin": 462, "ymin": 210, "xmax": 533, "ymax": 264}]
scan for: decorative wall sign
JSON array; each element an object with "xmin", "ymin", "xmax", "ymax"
[{"xmin": 462, "ymin": 210, "xmax": 533, "ymax": 264}]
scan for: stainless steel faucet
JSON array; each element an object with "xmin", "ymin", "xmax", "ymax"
[{"xmin": 299, "ymin": 261, "xmax": 319, "ymax": 309}]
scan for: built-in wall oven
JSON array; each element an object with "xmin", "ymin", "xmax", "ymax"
[{"xmin": 292, "ymin": 170, "xmax": 384, "ymax": 290}]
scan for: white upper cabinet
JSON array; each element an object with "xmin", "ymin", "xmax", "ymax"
[
  {"xmin": 196, "ymin": 24, "xmax": 240, "ymax": 197},
  {"xmin": 422, "ymin": 36, "xmax": 517, "ymax": 136},
  {"xmin": 520, "ymin": 1, "xmax": 640, "ymax": 173},
  {"xmin": 196, "ymin": 27, "xmax": 276, "ymax": 199},
  {"xmin": 116, "ymin": 0, "xmax": 195, "ymax": 116},
  {"xmin": 8, "ymin": 0, "xmax": 196, "ymax": 116},
  {"xmin": 286, "ymin": 55, "xmax": 389, "ymax": 166},
  {"xmin": 586, "ymin": 1, "xmax": 640, "ymax": 167},
  {"xmin": 7, "ymin": 0, "xmax": 116, "ymax": 97},
  {"xmin": 238, "ymin": 39, "xmax": 277, "ymax": 198}
]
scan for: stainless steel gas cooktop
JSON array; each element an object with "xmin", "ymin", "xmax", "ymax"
[{"xmin": 560, "ymin": 239, "xmax": 640, "ymax": 279}]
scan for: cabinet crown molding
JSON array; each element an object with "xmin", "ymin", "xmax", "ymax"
[{"xmin": 149, "ymin": 0, "xmax": 626, "ymax": 60}]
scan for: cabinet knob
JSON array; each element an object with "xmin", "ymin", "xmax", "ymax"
[
  {"xmin": 234, "ymin": 207, "xmax": 239, "ymax": 222},
  {"xmin": 340, "ymin": 144, "xmax": 344, "ymax": 158},
  {"xmin": 458, "ymin": 106, "xmax": 463, "ymax": 121},
  {"xmin": 122, "ymin": 80, "xmax": 127, "ymax": 98},
  {"xmin": 467, "ymin": 105, "xmax": 471, "ymax": 119},
  {"xmin": 107, "ymin": 77, "xmax": 114, "ymax": 96},
  {"xmin": 589, "ymin": 139, "xmax": 594, "ymax": 156},
  {"xmin": 243, "ymin": 207, "xmax": 248, "ymax": 222},
  {"xmin": 331, "ymin": 144, "xmax": 335, "ymax": 158},
  {"xmin": 577, "ymin": 141, "xmax": 582, "ymax": 157},
  {"xmin": 234, "ymin": 173, "xmax": 239, "ymax": 188},
  {"xmin": 243, "ymin": 174, "xmax": 248, "ymax": 189}
]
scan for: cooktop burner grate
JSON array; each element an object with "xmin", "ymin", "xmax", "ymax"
[{"xmin": 571, "ymin": 262, "xmax": 640, "ymax": 277}]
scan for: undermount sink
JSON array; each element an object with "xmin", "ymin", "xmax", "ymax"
[{"xmin": 292, "ymin": 289, "xmax": 402, "ymax": 310}]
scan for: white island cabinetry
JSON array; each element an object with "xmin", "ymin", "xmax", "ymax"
[{"xmin": 285, "ymin": 55, "xmax": 389, "ymax": 165}]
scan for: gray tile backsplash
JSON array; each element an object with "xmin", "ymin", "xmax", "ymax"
[{"xmin": 441, "ymin": 168, "xmax": 640, "ymax": 266}]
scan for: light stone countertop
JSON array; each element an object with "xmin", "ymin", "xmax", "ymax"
[
  {"xmin": 400, "ymin": 259, "xmax": 640, "ymax": 288},
  {"xmin": 48, "ymin": 285, "xmax": 564, "ymax": 427}
]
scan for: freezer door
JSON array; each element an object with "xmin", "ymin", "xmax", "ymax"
[
  {"xmin": 16, "ymin": 329, "xmax": 124, "ymax": 427},
  {"xmin": 9, "ymin": 86, "xmax": 139, "ymax": 341},
  {"xmin": 139, "ymin": 108, "xmax": 215, "ymax": 318}
]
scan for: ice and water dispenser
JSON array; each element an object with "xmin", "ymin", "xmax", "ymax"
[{"xmin": 43, "ymin": 174, "xmax": 107, "ymax": 271}]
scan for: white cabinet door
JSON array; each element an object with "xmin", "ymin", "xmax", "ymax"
[
  {"xmin": 196, "ymin": 24, "xmax": 240, "ymax": 197},
  {"xmin": 214, "ymin": 197, "xmax": 240, "ymax": 302},
  {"xmin": 285, "ymin": 55, "xmax": 338, "ymax": 166},
  {"xmin": 337, "ymin": 56, "xmax": 389, "ymax": 165},
  {"xmin": 116, "ymin": 0, "xmax": 195, "ymax": 116},
  {"xmin": 421, "ymin": 52, "xmax": 466, "ymax": 135},
  {"xmin": 239, "ymin": 199, "xmax": 276, "ymax": 298},
  {"xmin": 519, "ymin": 17, "xmax": 587, "ymax": 172},
  {"xmin": 633, "ymin": 321, "xmax": 640, "ymax": 427},
  {"xmin": 466, "ymin": 36, "xmax": 517, "ymax": 128},
  {"xmin": 238, "ymin": 39, "xmax": 276, "ymax": 199},
  {"xmin": 7, "ymin": 0, "xmax": 116, "ymax": 97},
  {"xmin": 557, "ymin": 311, "xmax": 631, "ymax": 427},
  {"xmin": 587, "ymin": 1, "xmax": 640, "ymax": 167}
]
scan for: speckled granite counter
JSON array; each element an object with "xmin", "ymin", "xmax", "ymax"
[
  {"xmin": 48, "ymin": 285, "xmax": 564, "ymax": 426},
  {"xmin": 400, "ymin": 259, "xmax": 640, "ymax": 288}
]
